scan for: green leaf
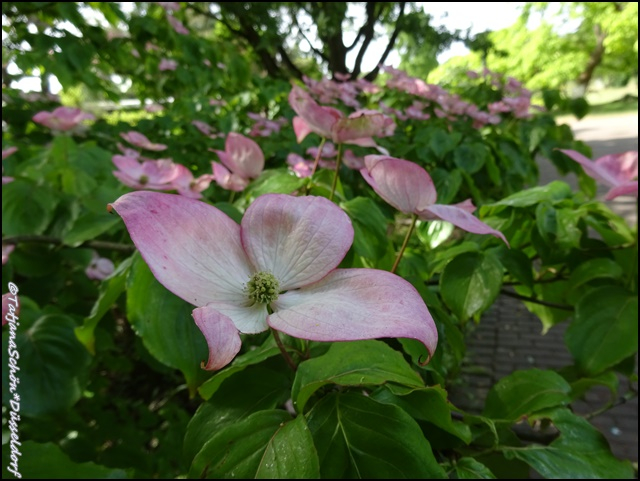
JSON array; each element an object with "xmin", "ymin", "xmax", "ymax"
[
  {"xmin": 189, "ymin": 410, "xmax": 318, "ymax": 479},
  {"xmin": 184, "ymin": 367, "xmax": 291, "ymax": 463},
  {"xmin": 483, "ymin": 181, "xmax": 572, "ymax": 209},
  {"xmin": 2, "ymin": 180, "xmax": 60, "ymax": 236},
  {"xmin": 567, "ymin": 258, "xmax": 623, "ymax": 295},
  {"xmin": 256, "ymin": 416, "xmax": 320, "ymax": 479},
  {"xmin": 454, "ymin": 457, "xmax": 497, "ymax": 479},
  {"xmin": 440, "ymin": 251, "xmax": 503, "ymax": 320},
  {"xmin": 2, "ymin": 314, "xmax": 91, "ymax": 417},
  {"xmin": 490, "ymin": 245, "xmax": 534, "ymax": 289},
  {"xmin": 1, "ymin": 441, "xmax": 126, "ymax": 479},
  {"xmin": 565, "ymin": 287, "xmax": 638, "ymax": 376},
  {"xmin": 372, "ymin": 384, "xmax": 472, "ymax": 443},
  {"xmin": 431, "ymin": 168, "xmax": 462, "ymax": 205},
  {"xmin": 292, "ymin": 340, "xmax": 424, "ymax": 413},
  {"xmin": 63, "ymin": 212, "xmax": 121, "ymax": 247},
  {"xmin": 515, "ymin": 281, "xmax": 572, "ymax": 333},
  {"xmin": 198, "ymin": 335, "xmax": 281, "ymax": 400},
  {"xmin": 454, "ymin": 143, "xmax": 489, "ymax": 174},
  {"xmin": 482, "ymin": 369, "xmax": 571, "ymax": 421},
  {"xmin": 503, "ymin": 408, "xmax": 634, "ymax": 479},
  {"xmin": 307, "ymin": 392, "xmax": 446, "ymax": 478},
  {"xmin": 248, "ymin": 168, "xmax": 305, "ymax": 196},
  {"xmin": 341, "ymin": 197, "xmax": 389, "ymax": 260},
  {"xmin": 75, "ymin": 256, "xmax": 132, "ymax": 354},
  {"xmin": 429, "ymin": 128, "xmax": 461, "ymax": 159},
  {"xmin": 126, "ymin": 255, "xmax": 211, "ymax": 394},
  {"xmin": 568, "ymin": 97, "xmax": 590, "ymax": 119}
]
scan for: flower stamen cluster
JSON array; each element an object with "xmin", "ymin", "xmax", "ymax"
[{"xmin": 246, "ymin": 271, "xmax": 280, "ymax": 304}]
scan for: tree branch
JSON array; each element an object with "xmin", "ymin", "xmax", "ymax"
[
  {"xmin": 364, "ymin": 2, "xmax": 406, "ymax": 81},
  {"xmin": 291, "ymin": 13, "xmax": 330, "ymax": 62},
  {"xmin": 3, "ymin": 235, "xmax": 136, "ymax": 253},
  {"xmin": 500, "ymin": 289, "xmax": 573, "ymax": 311},
  {"xmin": 351, "ymin": 2, "xmax": 380, "ymax": 78}
]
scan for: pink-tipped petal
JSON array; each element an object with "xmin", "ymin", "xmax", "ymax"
[
  {"xmin": 109, "ymin": 192, "xmax": 252, "ymax": 306},
  {"xmin": 596, "ymin": 151, "xmax": 638, "ymax": 184},
  {"xmin": 605, "ymin": 181, "xmax": 638, "ymax": 200},
  {"xmin": 559, "ymin": 149, "xmax": 618, "ymax": 187},
  {"xmin": 225, "ymin": 132, "xmax": 265, "ymax": 179},
  {"xmin": 361, "ymin": 156, "xmax": 438, "ymax": 214},
  {"xmin": 420, "ymin": 204, "xmax": 509, "ymax": 245},
  {"xmin": 332, "ymin": 112, "xmax": 386, "ymax": 143},
  {"xmin": 192, "ymin": 306, "xmax": 242, "ymax": 370},
  {"xmin": 212, "ymin": 161, "xmax": 249, "ymax": 191},
  {"xmin": 292, "ymin": 117, "xmax": 314, "ymax": 143},
  {"xmin": 289, "ymin": 85, "xmax": 343, "ymax": 139},
  {"xmin": 270, "ymin": 269, "xmax": 438, "ymax": 361},
  {"xmin": 241, "ymin": 194, "xmax": 354, "ymax": 290}
]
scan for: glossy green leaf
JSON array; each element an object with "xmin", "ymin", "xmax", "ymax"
[
  {"xmin": 2, "ymin": 314, "xmax": 91, "ymax": 417},
  {"xmin": 197, "ymin": 335, "xmax": 281, "ymax": 400},
  {"xmin": 248, "ymin": 168, "xmax": 305, "ymax": 196},
  {"xmin": 490, "ymin": 245, "xmax": 534, "ymax": 289},
  {"xmin": 184, "ymin": 367, "xmax": 291, "ymax": 463},
  {"xmin": 431, "ymin": 168, "xmax": 463, "ymax": 205},
  {"xmin": 189, "ymin": 410, "xmax": 319, "ymax": 479},
  {"xmin": 483, "ymin": 181, "xmax": 572, "ymax": 209},
  {"xmin": 63, "ymin": 212, "xmax": 121, "ymax": 247},
  {"xmin": 126, "ymin": 255, "xmax": 211, "ymax": 394},
  {"xmin": 565, "ymin": 286, "xmax": 638, "ymax": 375},
  {"xmin": 1, "ymin": 441, "xmax": 126, "ymax": 479},
  {"xmin": 440, "ymin": 251, "xmax": 503, "ymax": 320},
  {"xmin": 454, "ymin": 457, "xmax": 496, "ymax": 479},
  {"xmin": 341, "ymin": 197, "xmax": 389, "ymax": 260},
  {"xmin": 372, "ymin": 384, "xmax": 472, "ymax": 443},
  {"xmin": 483, "ymin": 369, "xmax": 571, "ymax": 421},
  {"xmin": 2, "ymin": 180, "xmax": 60, "ymax": 236},
  {"xmin": 503, "ymin": 408, "xmax": 634, "ymax": 479},
  {"xmin": 307, "ymin": 392, "xmax": 446, "ymax": 478},
  {"xmin": 292, "ymin": 340, "xmax": 423, "ymax": 413},
  {"xmin": 454, "ymin": 143, "xmax": 489, "ymax": 174},
  {"xmin": 567, "ymin": 258, "xmax": 623, "ymax": 294},
  {"xmin": 429, "ymin": 128, "xmax": 461, "ymax": 159},
  {"xmin": 75, "ymin": 256, "xmax": 132, "ymax": 354}
]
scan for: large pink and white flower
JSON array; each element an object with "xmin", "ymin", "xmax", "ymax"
[
  {"xmin": 120, "ymin": 131, "xmax": 168, "ymax": 151},
  {"xmin": 211, "ymin": 132, "xmax": 264, "ymax": 191},
  {"xmin": 361, "ymin": 155, "xmax": 508, "ymax": 244},
  {"xmin": 112, "ymin": 156, "xmax": 181, "ymax": 190},
  {"xmin": 32, "ymin": 107, "xmax": 95, "ymax": 131},
  {"xmin": 559, "ymin": 149, "xmax": 638, "ymax": 200},
  {"xmin": 109, "ymin": 192, "xmax": 437, "ymax": 370}
]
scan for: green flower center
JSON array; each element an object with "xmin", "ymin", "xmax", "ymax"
[
  {"xmin": 246, "ymin": 271, "xmax": 280, "ymax": 304},
  {"xmin": 139, "ymin": 175, "xmax": 149, "ymax": 185}
]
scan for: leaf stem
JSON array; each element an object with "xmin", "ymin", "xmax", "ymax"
[
  {"xmin": 2, "ymin": 235, "xmax": 136, "ymax": 253},
  {"xmin": 391, "ymin": 214, "xmax": 418, "ymax": 274},
  {"xmin": 271, "ymin": 328, "xmax": 297, "ymax": 371},
  {"xmin": 328, "ymin": 143, "xmax": 343, "ymax": 202}
]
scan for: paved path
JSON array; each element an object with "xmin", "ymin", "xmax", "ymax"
[{"xmin": 448, "ymin": 111, "xmax": 638, "ymax": 471}]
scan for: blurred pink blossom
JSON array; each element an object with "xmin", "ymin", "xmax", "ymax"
[
  {"xmin": 167, "ymin": 15, "xmax": 189, "ymax": 35},
  {"xmin": 3, "ymin": 147, "xmax": 17, "ymax": 185},
  {"xmin": 2, "ymin": 244, "xmax": 14, "ymax": 265},
  {"xmin": 157, "ymin": 2, "xmax": 180, "ymax": 11},
  {"xmin": 120, "ymin": 131, "xmax": 168, "ymax": 151},
  {"xmin": 171, "ymin": 164, "xmax": 215, "ymax": 199},
  {"xmin": 113, "ymin": 156, "xmax": 181, "ymax": 190},
  {"xmin": 159, "ymin": 58, "xmax": 178, "ymax": 71},
  {"xmin": 211, "ymin": 133, "xmax": 264, "ymax": 191},
  {"xmin": 145, "ymin": 104, "xmax": 165, "ymax": 113},
  {"xmin": 86, "ymin": 252, "xmax": 115, "ymax": 280},
  {"xmin": 33, "ymin": 106, "xmax": 95, "ymax": 131}
]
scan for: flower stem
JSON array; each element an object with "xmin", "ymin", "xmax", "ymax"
[
  {"xmin": 271, "ymin": 328, "xmax": 297, "ymax": 371},
  {"xmin": 391, "ymin": 214, "xmax": 418, "ymax": 274},
  {"xmin": 228, "ymin": 191, "xmax": 236, "ymax": 203},
  {"xmin": 328, "ymin": 143, "xmax": 343, "ymax": 202},
  {"xmin": 310, "ymin": 137, "xmax": 326, "ymax": 178}
]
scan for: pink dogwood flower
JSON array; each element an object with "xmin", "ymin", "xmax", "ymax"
[
  {"xmin": 560, "ymin": 149, "xmax": 638, "ymax": 200},
  {"xmin": 112, "ymin": 156, "xmax": 180, "ymax": 190},
  {"xmin": 109, "ymin": 192, "xmax": 437, "ymax": 370},
  {"xmin": 171, "ymin": 164, "xmax": 215, "ymax": 199},
  {"xmin": 32, "ymin": 106, "xmax": 95, "ymax": 131},
  {"xmin": 361, "ymin": 155, "xmax": 508, "ymax": 244},
  {"xmin": 167, "ymin": 15, "xmax": 189, "ymax": 35},
  {"xmin": 120, "ymin": 131, "xmax": 168, "ymax": 151},
  {"xmin": 86, "ymin": 252, "xmax": 115, "ymax": 280},
  {"xmin": 288, "ymin": 84, "xmax": 386, "ymax": 146},
  {"xmin": 211, "ymin": 133, "xmax": 264, "ymax": 191},
  {"xmin": 159, "ymin": 58, "xmax": 178, "ymax": 71}
]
